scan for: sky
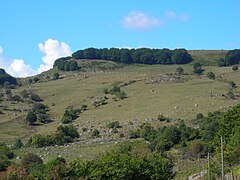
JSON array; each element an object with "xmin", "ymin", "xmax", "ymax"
[{"xmin": 0, "ymin": 0, "xmax": 239, "ymax": 77}]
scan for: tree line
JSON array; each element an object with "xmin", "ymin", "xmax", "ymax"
[
  {"xmin": 53, "ymin": 48, "xmax": 193, "ymax": 71},
  {"xmin": 219, "ymin": 49, "xmax": 240, "ymax": 66},
  {"xmin": 72, "ymin": 47, "xmax": 192, "ymax": 64}
]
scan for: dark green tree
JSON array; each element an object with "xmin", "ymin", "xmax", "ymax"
[
  {"xmin": 69, "ymin": 61, "xmax": 79, "ymax": 71},
  {"xmin": 176, "ymin": 67, "xmax": 184, "ymax": 75},
  {"xmin": 172, "ymin": 49, "xmax": 192, "ymax": 64},
  {"xmin": 26, "ymin": 111, "xmax": 37, "ymax": 125},
  {"xmin": 232, "ymin": 65, "xmax": 238, "ymax": 71},
  {"xmin": 193, "ymin": 62, "xmax": 204, "ymax": 75},
  {"xmin": 206, "ymin": 71, "xmax": 216, "ymax": 80}
]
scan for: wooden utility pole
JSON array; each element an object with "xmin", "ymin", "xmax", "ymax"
[
  {"xmin": 208, "ymin": 152, "xmax": 210, "ymax": 180},
  {"xmin": 221, "ymin": 136, "xmax": 225, "ymax": 180},
  {"xmin": 202, "ymin": 162, "xmax": 205, "ymax": 179}
]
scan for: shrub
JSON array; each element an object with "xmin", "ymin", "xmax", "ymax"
[
  {"xmin": 107, "ymin": 121, "xmax": 122, "ymax": 129},
  {"xmin": 61, "ymin": 115, "xmax": 72, "ymax": 124},
  {"xmin": 229, "ymin": 81, "xmax": 237, "ymax": 89},
  {"xmin": 14, "ymin": 139, "xmax": 23, "ymax": 149},
  {"xmin": 33, "ymin": 77, "xmax": 40, "ymax": 82},
  {"xmin": 57, "ymin": 125, "xmax": 79, "ymax": 139},
  {"xmin": 232, "ymin": 65, "xmax": 238, "ymax": 71},
  {"xmin": 107, "ymin": 85, "xmax": 120, "ymax": 94},
  {"xmin": 61, "ymin": 108, "xmax": 80, "ymax": 124},
  {"xmin": 157, "ymin": 114, "xmax": 167, "ymax": 121},
  {"xmin": 80, "ymin": 105, "xmax": 88, "ymax": 112},
  {"xmin": 26, "ymin": 111, "xmax": 37, "ymax": 125},
  {"xmin": 206, "ymin": 71, "xmax": 215, "ymax": 80},
  {"xmin": 196, "ymin": 113, "xmax": 204, "ymax": 120},
  {"xmin": 176, "ymin": 67, "xmax": 184, "ymax": 75},
  {"xmin": 37, "ymin": 113, "xmax": 51, "ymax": 123},
  {"xmin": 91, "ymin": 129, "xmax": 100, "ymax": 138},
  {"xmin": 21, "ymin": 153, "xmax": 43, "ymax": 168},
  {"xmin": 12, "ymin": 95, "xmax": 22, "ymax": 102},
  {"xmin": 193, "ymin": 63, "xmax": 204, "ymax": 75},
  {"xmin": 30, "ymin": 93, "xmax": 43, "ymax": 102},
  {"xmin": 128, "ymin": 130, "xmax": 140, "ymax": 139},
  {"xmin": 32, "ymin": 103, "xmax": 48, "ymax": 111}
]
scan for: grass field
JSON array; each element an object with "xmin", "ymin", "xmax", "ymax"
[{"xmin": 0, "ymin": 62, "xmax": 239, "ymax": 145}]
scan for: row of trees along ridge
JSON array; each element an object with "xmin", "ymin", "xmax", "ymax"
[{"xmin": 54, "ymin": 48, "xmax": 193, "ymax": 70}]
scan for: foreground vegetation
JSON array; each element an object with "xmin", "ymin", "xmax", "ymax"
[{"xmin": 0, "ymin": 49, "xmax": 240, "ymax": 179}]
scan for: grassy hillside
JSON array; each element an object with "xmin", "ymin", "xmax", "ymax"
[
  {"xmin": 0, "ymin": 62, "xmax": 239, "ymax": 145},
  {"xmin": 188, "ymin": 50, "xmax": 227, "ymax": 65}
]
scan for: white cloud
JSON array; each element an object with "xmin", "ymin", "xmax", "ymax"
[
  {"xmin": 0, "ymin": 46, "xmax": 3, "ymax": 54},
  {"xmin": 38, "ymin": 38, "xmax": 72, "ymax": 73},
  {"xmin": 0, "ymin": 39, "xmax": 72, "ymax": 77},
  {"xmin": 122, "ymin": 11, "xmax": 163, "ymax": 30},
  {"xmin": 0, "ymin": 45, "xmax": 36, "ymax": 77},
  {"xmin": 165, "ymin": 10, "xmax": 189, "ymax": 21},
  {"xmin": 0, "ymin": 53, "xmax": 36, "ymax": 78},
  {"xmin": 7, "ymin": 59, "xmax": 37, "ymax": 77}
]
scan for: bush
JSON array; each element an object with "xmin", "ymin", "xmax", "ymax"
[
  {"xmin": 30, "ymin": 93, "xmax": 43, "ymax": 102},
  {"xmin": 80, "ymin": 105, "xmax": 88, "ymax": 112},
  {"xmin": 157, "ymin": 114, "xmax": 167, "ymax": 121},
  {"xmin": 61, "ymin": 115, "xmax": 72, "ymax": 124},
  {"xmin": 28, "ymin": 125, "xmax": 79, "ymax": 147},
  {"xmin": 229, "ymin": 81, "xmax": 237, "ymax": 89},
  {"xmin": 57, "ymin": 125, "xmax": 80, "ymax": 139},
  {"xmin": 91, "ymin": 129, "xmax": 100, "ymax": 138},
  {"xmin": 61, "ymin": 108, "xmax": 80, "ymax": 124},
  {"xmin": 108, "ymin": 84, "xmax": 121, "ymax": 94},
  {"xmin": 33, "ymin": 77, "xmax": 40, "ymax": 82},
  {"xmin": 107, "ymin": 121, "xmax": 122, "ymax": 129},
  {"xmin": 193, "ymin": 63, "xmax": 204, "ymax": 75},
  {"xmin": 196, "ymin": 113, "xmax": 204, "ymax": 120},
  {"xmin": 32, "ymin": 103, "xmax": 48, "ymax": 111},
  {"xmin": 37, "ymin": 113, "xmax": 51, "ymax": 123},
  {"xmin": 26, "ymin": 111, "xmax": 37, "ymax": 125},
  {"xmin": 14, "ymin": 139, "xmax": 23, "ymax": 149},
  {"xmin": 12, "ymin": 95, "xmax": 22, "ymax": 102},
  {"xmin": 232, "ymin": 65, "xmax": 238, "ymax": 71},
  {"xmin": 128, "ymin": 130, "xmax": 140, "ymax": 139},
  {"xmin": 176, "ymin": 67, "xmax": 184, "ymax": 75},
  {"xmin": 206, "ymin": 71, "xmax": 215, "ymax": 80},
  {"xmin": 21, "ymin": 153, "xmax": 43, "ymax": 168}
]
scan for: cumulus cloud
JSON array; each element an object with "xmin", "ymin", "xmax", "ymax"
[
  {"xmin": 7, "ymin": 59, "xmax": 37, "ymax": 77},
  {"xmin": 165, "ymin": 10, "xmax": 189, "ymax": 21},
  {"xmin": 0, "ymin": 46, "xmax": 36, "ymax": 77},
  {"xmin": 122, "ymin": 11, "xmax": 163, "ymax": 30},
  {"xmin": 38, "ymin": 38, "xmax": 72, "ymax": 73},
  {"xmin": 0, "ymin": 56, "xmax": 36, "ymax": 78},
  {"xmin": 0, "ymin": 39, "xmax": 72, "ymax": 77}
]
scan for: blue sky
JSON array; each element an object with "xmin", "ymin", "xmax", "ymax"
[{"xmin": 0, "ymin": 0, "xmax": 239, "ymax": 77}]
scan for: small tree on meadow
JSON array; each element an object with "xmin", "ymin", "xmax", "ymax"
[
  {"xmin": 206, "ymin": 72, "xmax": 215, "ymax": 80},
  {"xmin": 176, "ymin": 67, "xmax": 184, "ymax": 75},
  {"xmin": 232, "ymin": 65, "xmax": 238, "ymax": 71},
  {"xmin": 26, "ymin": 111, "xmax": 37, "ymax": 125},
  {"xmin": 229, "ymin": 81, "xmax": 237, "ymax": 89},
  {"xmin": 193, "ymin": 63, "xmax": 204, "ymax": 75}
]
